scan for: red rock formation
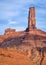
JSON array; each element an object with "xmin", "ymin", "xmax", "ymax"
[
  {"xmin": 28, "ymin": 7, "xmax": 36, "ymax": 31},
  {"xmin": 4, "ymin": 28, "xmax": 16, "ymax": 35},
  {"xmin": 0, "ymin": 7, "xmax": 46, "ymax": 65}
]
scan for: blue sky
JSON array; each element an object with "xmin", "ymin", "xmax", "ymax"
[{"xmin": 0, "ymin": 0, "xmax": 46, "ymax": 34}]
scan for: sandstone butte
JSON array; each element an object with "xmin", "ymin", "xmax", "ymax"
[{"xmin": 0, "ymin": 7, "xmax": 46, "ymax": 65}]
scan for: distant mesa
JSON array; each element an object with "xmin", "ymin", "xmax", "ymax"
[{"xmin": 4, "ymin": 28, "xmax": 16, "ymax": 35}]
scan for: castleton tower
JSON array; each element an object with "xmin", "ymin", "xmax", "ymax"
[{"xmin": 28, "ymin": 7, "xmax": 36, "ymax": 31}]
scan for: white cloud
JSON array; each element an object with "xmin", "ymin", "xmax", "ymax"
[{"xmin": 8, "ymin": 20, "xmax": 17, "ymax": 25}]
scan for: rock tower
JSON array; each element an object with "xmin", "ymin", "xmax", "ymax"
[{"xmin": 28, "ymin": 7, "xmax": 36, "ymax": 31}]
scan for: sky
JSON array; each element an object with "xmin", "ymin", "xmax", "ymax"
[{"xmin": 0, "ymin": 0, "xmax": 46, "ymax": 34}]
